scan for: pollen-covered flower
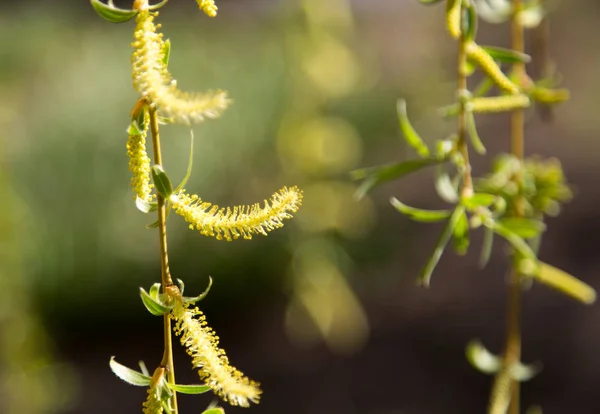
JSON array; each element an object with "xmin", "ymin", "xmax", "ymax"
[
  {"xmin": 127, "ymin": 112, "xmax": 154, "ymax": 202},
  {"xmin": 169, "ymin": 186, "xmax": 303, "ymax": 241},
  {"xmin": 172, "ymin": 302, "xmax": 261, "ymax": 407},
  {"xmin": 131, "ymin": 10, "xmax": 229, "ymax": 125},
  {"xmin": 142, "ymin": 385, "xmax": 163, "ymax": 414},
  {"xmin": 142, "ymin": 367, "xmax": 168, "ymax": 414},
  {"xmin": 197, "ymin": 0, "xmax": 218, "ymax": 17}
]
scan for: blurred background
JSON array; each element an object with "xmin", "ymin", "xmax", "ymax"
[{"xmin": 1, "ymin": 0, "xmax": 600, "ymax": 413}]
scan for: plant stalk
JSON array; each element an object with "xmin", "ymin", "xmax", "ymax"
[
  {"xmin": 505, "ymin": 1, "xmax": 525, "ymax": 413},
  {"xmin": 149, "ymin": 106, "xmax": 179, "ymax": 414},
  {"xmin": 457, "ymin": 2, "xmax": 473, "ymax": 198}
]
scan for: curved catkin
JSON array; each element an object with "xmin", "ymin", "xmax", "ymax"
[
  {"xmin": 126, "ymin": 113, "xmax": 154, "ymax": 201},
  {"xmin": 131, "ymin": 10, "xmax": 230, "ymax": 125},
  {"xmin": 197, "ymin": 0, "xmax": 218, "ymax": 17},
  {"xmin": 142, "ymin": 384, "xmax": 163, "ymax": 414},
  {"xmin": 469, "ymin": 95, "xmax": 530, "ymax": 113},
  {"xmin": 170, "ymin": 186, "xmax": 303, "ymax": 241},
  {"xmin": 172, "ymin": 302, "xmax": 261, "ymax": 407},
  {"xmin": 466, "ymin": 42, "xmax": 521, "ymax": 95},
  {"xmin": 446, "ymin": 0, "xmax": 462, "ymax": 39}
]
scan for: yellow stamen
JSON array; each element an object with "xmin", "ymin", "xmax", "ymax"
[
  {"xmin": 170, "ymin": 186, "xmax": 303, "ymax": 241},
  {"xmin": 131, "ymin": 10, "xmax": 230, "ymax": 125},
  {"xmin": 172, "ymin": 302, "xmax": 261, "ymax": 407}
]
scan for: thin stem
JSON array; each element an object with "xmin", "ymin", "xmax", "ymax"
[
  {"xmin": 149, "ymin": 106, "xmax": 179, "ymax": 414},
  {"xmin": 505, "ymin": 1, "xmax": 525, "ymax": 413},
  {"xmin": 457, "ymin": 1, "xmax": 473, "ymax": 198}
]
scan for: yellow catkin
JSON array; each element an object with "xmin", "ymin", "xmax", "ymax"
[
  {"xmin": 446, "ymin": 0, "xmax": 462, "ymax": 39},
  {"xmin": 172, "ymin": 302, "xmax": 261, "ymax": 407},
  {"xmin": 142, "ymin": 386, "xmax": 163, "ymax": 414},
  {"xmin": 469, "ymin": 95, "xmax": 530, "ymax": 113},
  {"xmin": 170, "ymin": 186, "xmax": 303, "ymax": 241},
  {"xmin": 196, "ymin": 0, "xmax": 218, "ymax": 17},
  {"xmin": 466, "ymin": 42, "xmax": 521, "ymax": 95},
  {"xmin": 126, "ymin": 111, "xmax": 154, "ymax": 201},
  {"xmin": 142, "ymin": 368, "xmax": 168, "ymax": 414},
  {"xmin": 131, "ymin": 10, "xmax": 230, "ymax": 125}
]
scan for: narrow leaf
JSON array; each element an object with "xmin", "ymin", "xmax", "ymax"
[
  {"xmin": 90, "ymin": 0, "xmax": 138, "ymax": 23},
  {"xmin": 136, "ymin": 197, "xmax": 158, "ymax": 214},
  {"xmin": 109, "ymin": 357, "xmax": 151, "ymax": 386},
  {"xmin": 175, "ymin": 130, "xmax": 195, "ymax": 193},
  {"xmin": 464, "ymin": 2, "xmax": 478, "ymax": 42},
  {"xmin": 390, "ymin": 197, "xmax": 451, "ymax": 222},
  {"xmin": 419, "ymin": 206, "xmax": 466, "ymax": 286},
  {"xmin": 352, "ymin": 158, "xmax": 443, "ymax": 199},
  {"xmin": 463, "ymin": 193, "xmax": 496, "ymax": 209},
  {"xmin": 510, "ymin": 361, "xmax": 542, "ymax": 382},
  {"xmin": 202, "ymin": 409, "xmax": 225, "ymax": 414},
  {"xmin": 480, "ymin": 226, "xmax": 494, "ymax": 268},
  {"xmin": 497, "ymin": 217, "xmax": 546, "ymax": 239},
  {"xmin": 138, "ymin": 361, "xmax": 150, "ymax": 377},
  {"xmin": 435, "ymin": 167, "xmax": 458, "ymax": 203},
  {"xmin": 452, "ymin": 209, "xmax": 470, "ymax": 255},
  {"xmin": 161, "ymin": 38, "xmax": 171, "ymax": 67},
  {"xmin": 491, "ymin": 222, "xmax": 537, "ymax": 263},
  {"xmin": 183, "ymin": 276, "xmax": 214, "ymax": 304},
  {"xmin": 535, "ymin": 262, "xmax": 596, "ymax": 304},
  {"xmin": 482, "ymin": 45, "xmax": 531, "ymax": 64},
  {"xmin": 148, "ymin": 0, "xmax": 170, "ymax": 11},
  {"xmin": 466, "ymin": 110, "xmax": 486, "ymax": 155},
  {"xmin": 417, "ymin": 0, "xmax": 443, "ymax": 4},
  {"xmin": 397, "ymin": 99, "xmax": 430, "ymax": 158},
  {"xmin": 140, "ymin": 287, "xmax": 173, "ymax": 316},
  {"xmin": 167, "ymin": 383, "xmax": 211, "ymax": 394},
  {"xmin": 151, "ymin": 165, "xmax": 174, "ymax": 199},
  {"xmin": 465, "ymin": 340, "xmax": 502, "ymax": 375}
]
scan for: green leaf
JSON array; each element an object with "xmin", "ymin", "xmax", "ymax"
[
  {"xmin": 127, "ymin": 120, "xmax": 142, "ymax": 136},
  {"xmin": 417, "ymin": 0, "xmax": 443, "ymax": 4},
  {"xmin": 463, "ymin": 193, "xmax": 496, "ymax": 209},
  {"xmin": 145, "ymin": 202, "xmax": 171, "ymax": 229},
  {"xmin": 90, "ymin": 0, "xmax": 138, "ymax": 23},
  {"xmin": 202, "ymin": 409, "xmax": 225, "ymax": 414},
  {"xmin": 472, "ymin": 77, "xmax": 494, "ymax": 98},
  {"xmin": 396, "ymin": 99, "xmax": 430, "ymax": 158},
  {"xmin": 482, "ymin": 45, "xmax": 531, "ymax": 64},
  {"xmin": 149, "ymin": 282, "xmax": 161, "ymax": 299},
  {"xmin": 183, "ymin": 276, "xmax": 213, "ymax": 304},
  {"xmin": 175, "ymin": 130, "xmax": 195, "ymax": 193},
  {"xmin": 140, "ymin": 287, "xmax": 173, "ymax": 316},
  {"xmin": 148, "ymin": 0, "xmax": 170, "ymax": 11},
  {"xmin": 535, "ymin": 262, "xmax": 596, "ymax": 304},
  {"xmin": 497, "ymin": 217, "xmax": 546, "ymax": 239},
  {"xmin": 452, "ymin": 209, "xmax": 470, "ymax": 255},
  {"xmin": 465, "ymin": 340, "xmax": 501, "ymax": 375},
  {"xmin": 463, "ymin": 2, "xmax": 478, "ymax": 42},
  {"xmin": 136, "ymin": 197, "xmax": 158, "ymax": 214},
  {"xmin": 167, "ymin": 383, "xmax": 211, "ymax": 394},
  {"xmin": 466, "ymin": 110, "xmax": 486, "ymax": 154},
  {"xmin": 509, "ymin": 360, "xmax": 542, "ymax": 382},
  {"xmin": 161, "ymin": 38, "xmax": 171, "ymax": 67},
  {"xmin": 390, "ymin": 197, "xmax": 451, "ymax": 222},
  {"xmin": 138, "ymin": 361, "xmax": 150, "ymax": 377},
  {"xmin": 480, "ymin": 226, "xmax": 494, "ymax": 268},
  {"xmin": 419, "ymin": 206, "xmax": 466, "ymax": 286},
  {"xmin": 109, "ymin": 357, "xmax": 151, "ymax": 386},
  {"xmin": 151, "ymin": 165, "xmax": 174, "ymax": 199},
  {"xmin": 352, "ymin": 158, "xmax": 443, "ymax": 199},
  {"xmin": 434, "ymin": 168, "xmax": 459, "ymax": 203},
  {"xmin": 490, "ymin": 222, "xmax": 538, "ymax": 267}
]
